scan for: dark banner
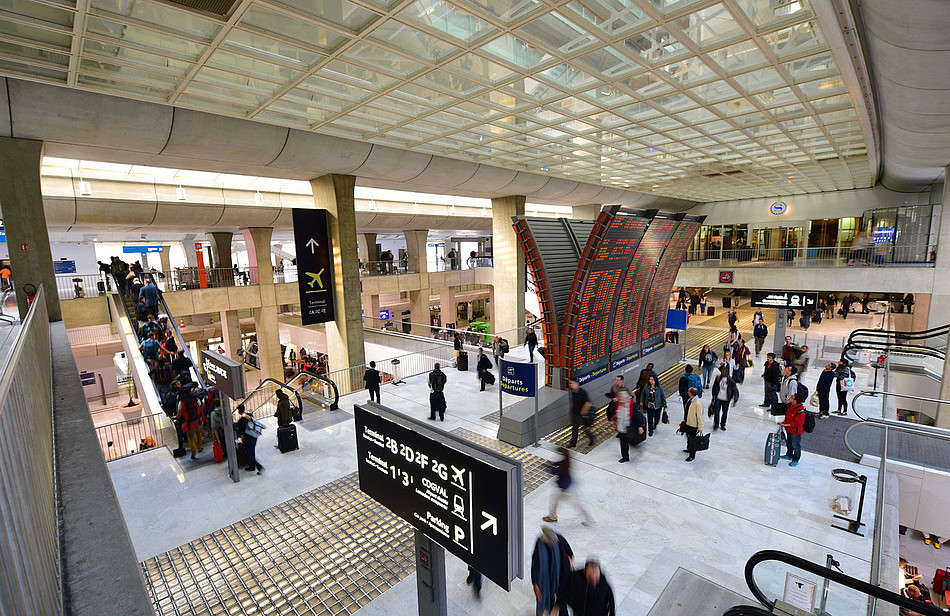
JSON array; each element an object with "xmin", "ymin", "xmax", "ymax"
[
  {"xmin": 749, "ymin": 291, "xmax": 819, "ymax": 309},
  {"xmin": 292, "ymin": 209, "xmax": 335, "ymax": 325},
  {"xmin": 499, "ymin": 359, "xmax": 536, "ymax": 397}
]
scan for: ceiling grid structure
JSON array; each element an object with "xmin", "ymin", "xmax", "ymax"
[{"xmin": 0, "ymin": 0, "xmax": 873, "ymax": 201}]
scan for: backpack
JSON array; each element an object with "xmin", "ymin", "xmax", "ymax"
[
  {"xmin": 499, "ymin": 338, "xmax": 510, "ymax": 354},
  {"xmin": 686, "ymin": 373, "xmax": 703, "ymax": 397},
  {"xmin": 431, "ymin": 370, "xmax": 446, "ymax": 391},
  {"xmin": 244, "ymin": 417, "xmax": 263, "ymax": 439},
  {"xmin": 802, "ymin": 409, "xmax": 816, "ymax": 433},
  {"xmin": 797, "ymin": 380, "xmax": 809, "ymax": 405}
]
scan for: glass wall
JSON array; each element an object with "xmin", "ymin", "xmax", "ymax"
[{"xmin": 862, "ymin": 204, "xmax": 932, "ymax": 264}]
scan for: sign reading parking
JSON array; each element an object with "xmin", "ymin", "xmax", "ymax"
[
  {"xmin": 750, "ymin": 290, "xmax": 819, "ymax": 309},
  {"xmin": 201, "ymin": 350, "xmax": 246, "ymax": 400},
  {"xmin": 499, "ymin": 358, "xmax": 536, "ymax": 397},
  {"xmin": 354, "ymin": 404, "xmax": 523, "ymax": 590},
  {"xmin": 292, "ymin": 209, "xmax": 335, "ymax": 325}
]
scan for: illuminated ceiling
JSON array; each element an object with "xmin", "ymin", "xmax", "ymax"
[{"xmin": 0, "ymin": 0, "xmax": 872, "ymax": 201}]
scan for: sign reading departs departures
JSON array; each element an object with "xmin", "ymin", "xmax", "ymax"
[
  {"xmin": 201, "ymin": 350, "xmax": 245, "ymax": 400},
  {"xmin": 750, "ymin": 290, "xmax": 819, "ymax": 309},
  {"xmin": 354, "ymin": 404, "xmax": 523, "ymax": 590},
  {"xmin": 499, "ymin": 358, "xmax": 536, "ymax": 397},
  {"xmin": 292, "ymin": 208, "xmax": 335, "ymax": 325}
]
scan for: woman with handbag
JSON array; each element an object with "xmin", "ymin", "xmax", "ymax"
[
  {"xmin": 639, "ymin": 375, "xmax": 667, "ymax": 437},
  {"xmin": 683, "ymin": 387, "xmax": 705, "ymax": 462},
  {"xmin": 614, "ymin": 390, "xmax": 644, "ymax": 463},
  {"xmin": 835, "ymin": 359, "xmax": 855, "ymax": 415},
  {"xmin": 734, "ymin": 338, "xmax": 751, "ymax": 384}
]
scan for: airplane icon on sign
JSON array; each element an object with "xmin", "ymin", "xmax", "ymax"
[{"xmin": 305, "ymin": 269, "xmax": 327, "ymax": 293}]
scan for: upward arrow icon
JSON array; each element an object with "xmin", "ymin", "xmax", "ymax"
[{"xmin": 306, "ymin": 238, "xmax": 318, "ymax": 253}]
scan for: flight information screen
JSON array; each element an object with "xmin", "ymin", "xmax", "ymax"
[
  {"xmin": 610, "ymin": 218, "xmax": 677, "ymax": 368},
  {"xmin": 571, "ymin": 215, "xmax": 648, "ymax": 383},
  {"xmin": 640, "ymin": 221, "xmax": 700, "ymax": 354}
]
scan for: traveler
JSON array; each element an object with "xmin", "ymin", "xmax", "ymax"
[
  {"xmin": 679, "ymin": 365, "xmax": 701, "ymax": 419},
  {"xmin": 476, "ymin": 347, "xmax": 493, "ymax": 391},
  {"xmin": 903, "ymin": 293, "xmax": 915, "ymax": 314},
  {"xmin": 698, "ymin": 344, "xmax": 718, "ymax": 388},
  {"xmin": 554, "ymin": 560, "xmax": 615, "ymax": 616},
  {"xmin": 689, "ymin": 290, "xmax": 700, "ymax": 315},
  {"xmin": 149, "ymin": 357, "xmax": 174, "ymax": 396},
  {"xmin": 801, "ymin": 308, "xmax": 812, "ymax": 330},
  {"xmin": 134, "ymin": 297, "xmax": 149, "ymax": 324},
  {"xmin": 129, "ymin": 276, "xmax": 143, "ymax": 301},
  {"xmin": 177, "ymin": 384, "xmax": 205, "ymax": 459},
  {"xmin": 727, "ymin": 307, "xmax": 738, "ymax": 328},
  {"xmin": 363, "ymin": 360, "xmax": 381, "ymax": 403},
  {"xmin": 683, "ymin": 387, "xmax": 704, "ymax": 462},
  {"xmin": 613, "ymin": 390, "xmax": 644, "ymax": 463},
  {"xmin": 139, "ymin": 332, "xmax": 161, "ymax": 366},
  {"xmin": 780, "ymin": 393, "xmax": 806, "ymax": 466},
  {"xmin": 531, "ymin": 527, "xmax": 574, "ymax": 616},
  {"xmin": 605, "ymin": 374, "xmax": 630, "ymax": 421},
  {"xmin": 780, "ymin": 365, "xmax": 799, "ymax": 405},
  {"xmin": 781, "ymin": 336, "xmax": 797, "ymax": 365},
  {"xmin": 817, "ymin": 363, "xmax": 836, "ymax": 419},
  {"xmin": 639, "ymin": 374, "xmax": 667, "ymax": 437},
  {"xmin": 172, "ymin": 350, "xmax": 193, "ymax": 382},
  {"xmin": 491, "ymin": 335, "xmax": 506, "ymax": 365},
  {"xmin": 160, "ymin": 330, "xmax": 177, "ymax": 360},
  {"xmin": 235, "ymin": 404, "xmax": 264, "ymax": 475},
  {"xmin": 734, "ymin": 338, "xmax": 751, "ymax": 383},
  {"xmin": 840, "ymin": 293, "xmax": 854, "ymax": 320},
  {"xmin": 699, "ymin": 291, "xmax": 707, "ymax": 314},
  {"xmin": 111, "ymin": 256, "xmax": 128, "ymax": 295},
  {"xmin": 726, "ymin": 326, "xmax": 739, "ymax": 352},
  {"xmin": 138, "ymin": 314, "xmax": 162, "ymax": 340},
  {"xmin": 753, "ymin": 308, "xmax": 764, "ymax": 325},
  {"xmin": 719, "ymin": 350, "xmax": 736, "ymax": 379},
  {"xmin": 453, "ymin": 332, "xmax": 463, "ymax": 364},
  {"xmin": 209, "ymin": 398, "xmax": 227, "ymax": 461},
  {"xmin": 791, "ymin": 345, "xmax": 810, "ymax": 377},
  {"xmin": 759, "ymin": 353, "xmax": 781, "ymax": 407},
  {"xmin": 753, "ymin": 320, "xmax": 768, "ymax": 356},
  {"xmin": 835, "ymin": 359, "xmax": 854, "ymax": 415},
  {"xmin": 428, "ymin": 363, "xmax": 447, "ymax": 421},
  {"xmin": 97, "ymin": 260, "xmax": 112, "ymax": 290},
  {"xmin": 138, "ymin": 278, "xmax": 162, "ymax": 317},
  {"xmin": 274, "ymin": 390, "xmax": 293, "ymax": 427},
  {"xmin": 826, "ymin": 293, "xmax": 837, "ymax": 319},
  {"xmin": 566, "ymin": 379, "xmax": 594, "ymax": 448},
  {"xmin": 542, "ymin": 447, "xmax": 593, "ymax": 525},
  {"xmin": 861, "ymin": 292, "xmax": 872, "ymax": 314},
  {"xmin": 786, "ymin": 308, "xmax": 795, "ymax": 327},
  {"xmin": 711, "ymin": 365, "xmax": 738, "ymax": 428},
  {"xmin": 525, "ymin": 328, "xmax": 539, "ymax": 363},
  {"xmin": 465, "ymin": 566, "xmax": 482, "ymax": 599}
]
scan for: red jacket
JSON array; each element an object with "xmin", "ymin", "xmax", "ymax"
[{"xmin": 784, "ymin": 403, "xmax": 806, "ymax": 435}]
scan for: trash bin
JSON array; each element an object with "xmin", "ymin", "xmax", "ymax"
[{"xmin": 722, "ymin": 296, "xmax": 732, "ymax": 308}]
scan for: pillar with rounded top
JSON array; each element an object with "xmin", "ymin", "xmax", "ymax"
[
  {"xmin": 491, "ymin": 195, "xmax": 526, "ymax": 338},
  {"xmin": 180, "ymin": 235, "xmax": 199, "ymax": 268},
  {"xmin": 240, "ymin": 226, "xmax": 283, "ymax": 383},
  {"xmin": 404, "ymin": 230, "xmax": 430, "ymax": 336},
  {"xmin": 207, "ymin": 232, "xmax": 233, "ymax": 269},
  {"xmin": 359, "ymin": 233, "xmax": 377, "ymax": 264},
  {"xmin": 219, "ymin": 310, "xmax": 242, "ymax": 360},
  {"xmin": 310, "ymin": 174, "xmax": 366, "ymax": 371}
]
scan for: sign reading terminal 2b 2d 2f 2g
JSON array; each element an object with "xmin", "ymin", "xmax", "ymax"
[{"xmin": 292, "ymin": 208, "xmax": 335, "ymax": 325}]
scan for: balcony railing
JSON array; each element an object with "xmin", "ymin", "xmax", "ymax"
[
  {"xmin": 57, "ymin": 267, "xmax": 259, "ymax": 298},
  {"xmin": 683, "ymin": 244, "xmax": 934, "ymax": 268}
]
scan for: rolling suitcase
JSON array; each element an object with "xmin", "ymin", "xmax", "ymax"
[
  {"xmin": 706, "ymin": 307, "xmax": 715, "ymax": 316},
  {"xmin": 485, "ymin": 371, "xmax": 495, "ymax": 385},
  {"xmin": 277, "ymin": 424, "xmax": 299, "ymax": 453},
  {"xmin": 765, "ymin": 428, "xmax": 782, "ymax": 466},
  {"xmin": 457, "ymin": 351, "xmax": 469, "ymax": 371}
]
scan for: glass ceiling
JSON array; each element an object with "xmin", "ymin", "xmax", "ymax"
[{"xmin": 0, "ymin": 0, "xmax": 871, "ymax": 201}]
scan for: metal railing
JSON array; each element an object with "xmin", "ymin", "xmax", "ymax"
[
  {"xmin": 238, "ymin": 378, "xmax": 304, "ymax": 421},
  {"xmin": 58, "ymin": 266, "xmax": 259, "ymax": 298},
  {"xmin": 0, "ymin": 285, "xmax": 64, "ymax": 616},
  {"xmin": 326, "ymin": 344, "xmax": 458, "ymax": 398},
  {"xmin": 432, "ymin": 256, "xmax": 492, "ymax": 271},
  {"xmin": 93, "ymin": 411, "xmax": 176, "ymax": 462},
  {"xmin": 683, "ymin": 243, "xmax": 934, "ymax": 268},
  {"xmin": 360, "ymin": 260, "xmax": 415, "ymax": 277}
]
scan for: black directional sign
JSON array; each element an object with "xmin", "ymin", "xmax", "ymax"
[
  {"xmin": 200, "ymin": 350, "xmax": 246, "ymax": 400},
  {"xmin": 750, "ymin": 290, "xmax": 819, "ymax": 309},
  {"xmin": 354, "ymin": 404, "xmax": 523, "ymax": 590},
  {"xmin": 292, "ymin": 208, "xmax": 335, "ymax": 325}
]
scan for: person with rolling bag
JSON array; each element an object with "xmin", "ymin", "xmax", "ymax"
[
  {"xmin": 613, "ymin": 389, "xmax": 645, "ymax": 463},
  {"xmin": 273, "ymin": 389, "xmax": 298, "ymax": 453}
]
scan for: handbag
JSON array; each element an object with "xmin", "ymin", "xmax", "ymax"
[
  {"xmin": 770, "ymin": 402, "xmax": 787, "ymax": 416},
  {"xmin": 661, "ymin": 410, "xmax": 669, "ymax": 424},
  {"xmin": 809, "ymin": 392, "xmax": 819, "ymax": 407},
  {"xmin": 841, "ymin": 377, "xmax": 855, "ymax": 391},
  {"xmin": 688, "ymin": 432, "xmax": 710, "ymax": 451},
  {"xmin": 746, "ymin": 358, "xmax": 754, "ymax": 368},
  {"xmin": 582, "ymin": 410, "xmax": 596, "ymax": 426}
]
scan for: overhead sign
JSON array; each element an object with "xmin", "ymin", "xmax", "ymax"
[
  {"xmin": 53, "ymin": 260, "xmax": 77, "ymax": 274},
  {"xmin": 719, "ymin": 270, "xmax": 734, "ymax": 284},
  {"xmin": 750, "ymin": 290, "xmax": 818, "ymax": 309},
  {"xmin": 292, "ymin": 209, "xmax": 335, "ymax": 325},
  {"xmin": 666, "ymin": 309, "xmax": 687, "ymax": 330},
  {"xmin": 201, "ymin": 350, "xmax": 245, "ymax": 400},
  {"xmin": 122, "ymin": 245, "xmax": 164, "ymax": 254},
  {"xmin": 354, "ymin": 404, "xmax": 523, "ymax": 590},
  {"xmin": 379, "ymin": 309, "xmax": 390, "ymax": 320},
  {"xmin": 769, "ymin": 201, "xmax": 789, "ymax": 216},
  {"xmin": 499, "ymin": 358, "xmax": 536, "ymax": 397},
  {"xmin": 0, "ymin": 218, "xmax": 5, "ymax": 243}
]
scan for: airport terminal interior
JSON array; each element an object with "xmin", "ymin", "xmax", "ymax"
[{"xmin": 0, "ymin": 0, "xmax": 949, "ymax": 614}]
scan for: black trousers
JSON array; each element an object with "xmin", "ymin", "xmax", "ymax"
[
  {"xmin": 683, "ymin": 424, "xmax": 698, "ymax": 456},
  {"xmin": 568, "ymin": 414, "xmax": 594, "ymax": 446},
  {"xmin": 429, "ymin": 391, "xmax": 446, "ymax": 420},
  {"xmin": 711, "ymin": 398, "xmax": 729, "ymax": 428},
  {"xmin": 837, "ymin": 389, "xmax": 848, "ymax": 413},
  {"xmin": 619, "ymin": 434, "xmax": 631, "ymax": 460},
  {"xmin": 818, "ymin": 390, "xmax": 830, "ymax": 414},
  {"xmin": 368, "ymin": 386, "xmax": 380, "ymax": 403}
]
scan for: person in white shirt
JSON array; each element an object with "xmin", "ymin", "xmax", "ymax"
[{"xmin": 719, "ymin": 351, "xmax": 737, "ymax": 379}]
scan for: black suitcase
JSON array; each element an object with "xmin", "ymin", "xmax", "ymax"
[
  {"xmin": 722, "ymin": 296, "xmax": 732, "ymax": 308},
  {"xmin": 277, "ymin": 424, "xmax": 299, "ymax": 453},
  {"xmin": 706, "ymin": 307, "xmax": 715, "ymax": 316},
  {"xmin": 457, "ymin": 351, "xmax": 469, "ymax": 371},
  {"xmin": 485, "ymin": 372, "xmax": 495, "ymax": 385}
]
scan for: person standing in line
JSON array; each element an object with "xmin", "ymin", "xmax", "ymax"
[
  {"xmin": 235, "ymin": 404, "xmax": 264, "ymax": 474},
  {"xmin": 683, "ymin": 387, "xmax": 704, "ymax": 462},
  {"xmin": 817, "ymin": 362, "xmax": 836, "ymax": 419},
  {"xmin": 525, "ymin": 328, "xmax": 539, "ymax": 363},
  {"xmin": 531, "ymin": 527, "xmax": 574, "ymax": 616},
  {"xmin": 274, "ymin": 389, "xmax": 293, "ymax": 427},
  {"xmin": 780, "ymin": 393, "xmax": 806, "ymax": 467},
  {"xmin": 138, "ymin": 278, "xmax": 163, "ymax": 318},
  {"xmin": 753, "ymin": 320, "xmax": 768, "ymax": 357},
  {"xmin": 835, "ymin": 359, "xmax": 854, "ymax": 415},
  {"xmin": 698, "ymin": 344, "xmax": 718, "ymax": 388},
  {"xmin": 553, "ymin": 560, "xmax": 616, "ymax": 616},
  {"xmin": 639, "ymin": 374, "xmax": 667, "ymax": 437},
  {"xmin": 613, "ymin": 390, "xmax": 644, "ymax": 463},
  {"xmin": 760, "ymin": 353, "xmax": 782, "ymax": 408},
  {"xmin": 476, "ymin": 347, "xmax": 493, "ymax": 391},
  {"xmin": 780, "ymin": 365, "xmax": 799, "ymax": 406},
  {"xmin": 177, "ymin": 384, "xmax": 205, "ymax": 460},
  {"xmin": 792, "ymin": 345, "xmax": 810, "ymax": 378},
  {"xmin": 363, "ymin": 360, "xmax": 381, "ymax": 403},
  {"xmin": 543, "ymin": 447, "xmax": 593, "ymax": 525},
  {"xmin": 148, "ymin": 356, "xmax": 174, "ymax": 396},
  {"xmin": 428, "ymin": 362, "xmax": 447, "ymax": 421},
  {"xmin": 566, "ymin": 378, "xmax": 594, "ymax": 448},
  {"xmin": 709, "ymin": 366, "xmax": 738, "ymax": 431}
]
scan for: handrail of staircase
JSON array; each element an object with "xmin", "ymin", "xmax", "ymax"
[
  {"xmin": 238, "ymin": 377, "xmax": 303, "ymax": 417},
  {"xmin": 158, "ymin": 296, "xmax": 206, "ymax": 390}
]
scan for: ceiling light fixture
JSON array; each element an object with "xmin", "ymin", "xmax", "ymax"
[
  {"xmin": 254, "ymin": 191, "xmax": 264, "ymax": 205},
  {"xmin": 78, "ymin": 179, "xmax": 92, "ymax": 196},
  {"xmin": 449, "ymin": 205, "xmax": 456, "ymax": 214},
  {"xmin": 176, "ymin": 186, "xmax": 187, "ymax": 201},
  {"xmin": 413, "ymin": 203, "xmax": 419, "ymax": 213}
]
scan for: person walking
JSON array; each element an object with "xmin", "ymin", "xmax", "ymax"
[
  {"xmin": 363, "ymin": 360, "xmax": 381, "ymax": 403},
  {"xmin": 734, "ymin": 338, "xmax": 751, "ymax": 384},
  {"xmin": 786, "ymin": 308, "xmax": 795, "ymax": 327},
  {"xmin": 531, "ymin": 527, "xmax": 574, "ymax": 616},
  {"xmin": 689, "ymin": 290, "xmax": 700, "ymax": 315},
  {"xmin": 639, "ymin": 374, "xmax": 667, "ymax": 437},
  {"xmin": 177, "ymin": 384, "xmax": 205, "ymax": 459},
  {"xmin": 719, "ymin": 350, "xmax": 736, "ymax": 379},
  {"xmin": 274, "ymin": 389, "xmax": 293, "ymax": 427},
  {"xmin": 606, "ymin": 374, "xmax": 630, "ymax": 421},
  {"xmin": 861, "ymin": 293, "xmax": 872, "ymax": 314},
  {"xmin": 780, "ymin": 393, "xmax": 806, "ymax": 467},
  {"xmin": 753, "ymin": 320, "xmax": 768, "ymax": 357},
  {"xmin": 840, "ymin": 293, "xmax": 853, "ymax": 320},
  {"xmin": 817, "ymin": 362, "xmax": 836, "ymax": 419},
  {"xmin": 613, "ymin": 390, "xmax": 644, "ymax": 463},
  {"xmin": 235, "ymin": 404, "xmax": 264, "ymax": 474},
  {"xmin": 679, "ymin": 365, "xmax": 702, "ymax": 420},
  {"xmin": 759, "ymin": 353, "xmax": 781, "ymax": 407},
  {"xmin": 543, "ymin": 447, "xmax": 593, "ymax": 525},
  {"xmin": 698, "ymin": 344, "xmax": 718, "ymax": 388},
  {"xmin": 491, "ymin": 335, "xmax": 506, "ymax": 366},
  {"xmin": 566, "ymin": 378, "xmax": 594, "ymax": 448},
  {"xmin": 553, "ymin": 560, "xmax": 616, "ymax": 616},
  {"xmin": 791, "ymin": 345, "xmax": 810, "ymax": 377},
  {"xmin": 710, "ymin": 366, "xmax": 738, "ymax": 431},
  {"xmin": 683, "ymin": 387, "xmax": 704, "ymax": 462},
  {"xmin": 835, "ymin": 359, "xmax": 854, "ymax": 415},
  {"xmin": 525, "ymin": 328, "xmax": 539, "ymax": 363},
  {"xmin": 476, "ymin": 347, "xmax": 493, "ymax": 391},
  {"xmin": 753, "ymin": 308, "xmax": 764, "ymax": 325},
  {"xmin": 727, "ymin": 307, "xmax": 738, "ymax": 329},
  {"xmin": 903, "ymin": 293, "xmax": 915, "ymax": 314},
  {"xmin": 428, "ymin": 363, "xmax": 447, "ymax": 421},
  {"xmin": 465, "ymin": 566, "xmax": 482, "ymax": 599},
  {"xmin": 827, "ymin": 293, "xmax": 837, "ymax": 319}
]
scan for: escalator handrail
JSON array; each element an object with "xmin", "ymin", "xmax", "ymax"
[
  {"xmin": 849, "ymin": 390, "xmax": 950, "ymax": 423},
  {"xmin": 238, "ymin": 377, "xmax": 303, "ymax": 417},
  {"xmin": 842, "ymin": 341, "xmax": 946, "ymax": 362},
  {"xmin": 111, "ymin": 292, "xmax": 167, "ymax": 410},
  {"xmin": 847, "ymin": 323, "xmax": 948, "ymax": 343},
  {"xmin": 744, "ymin": 549, "xmax": 946, "ymax": 615},
  {"xmin": 297, "ymin": 371, "xmax": 339, "ymax": 410},
  {"xmin": 158, "ymin": 296, "xmax": 206, "ymax": 390}
]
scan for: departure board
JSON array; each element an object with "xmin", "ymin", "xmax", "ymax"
[
  {"xmin": 609, "ymin": 218, "xmax": 677, "ymax": 369},
  {"xmin": 571, "ymin": 215, "xmax": 648, "ymax": 383},
  {"xmin": 640, "ymin": 221, "xmax": 700, "ymax": 353}
]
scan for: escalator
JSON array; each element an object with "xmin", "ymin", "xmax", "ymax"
[
  {"xmin": 238, "ymin": 371, "xmax": 340, "ymax": 420},
  {"xmin": 842, "ymin": 324, "xmax": 947, "ymax": 365}
]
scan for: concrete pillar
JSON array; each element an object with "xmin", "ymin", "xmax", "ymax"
[
  {"xmin": 488, "ymin": 286, "xmax": 495, "ymax": 331},
  {"xmin": 207, "ymin": 232, "xmax": 233, "ymax": 269},
  {"xmin": 362, "ymin": 294, "xmax": 381, "ymax": 327},
  {"xmin": 361, "ymin": 233, "xmax": 378, "ymax": 263},
  {"xmin": 239, "ymin": 226, "xmax": 283, "ymax": 382},
  {"xmin": 181, "ymin": 236, "xmax": 199, "ymax": 268},
  {"xmin": 572, "ymin": 204, "xmax": 602, "ymax": 220},
  {"xmin": 311, "ymin": 174, "xmax": 365, "ymax": 371},
  {"xmin": 408, "ymin": 290, "xmax": 429, "ymax": 336},
  {"xmin": 772, "ymin": 309, "xmax": 787, "ymax": 357},
  {"xmin": 440, "ymin": 286, "xmax": 457, "ymax": 328},
  {"xmin": 241, "ymin": 227, "xmax": 274, "ymax": 285},
  {"xmin": 220, "ymin": 309, "xmax": 242, "ymax": 359},
  {"xmin": 404, "ymin": 230, "xmax": 428, "ymax": 275},
  {"xmin": 159, "ymin": 246, "xmax": 171, "ymax": 272},
  {"xmin": 491, "ymin": 195, "xmax": 526, "ymax": 337},
  {"xmin": 934, "ymin": 170, "xmax": 950, "ymax": 426},
  {"xmin": 0, "ymin": 138, "xmax": 61, "ymax": 320}
]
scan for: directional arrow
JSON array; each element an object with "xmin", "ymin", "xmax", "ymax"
[
  {"xmin": 480, "ymin": 512, "xmax": 497, "ymax": 536},
  {"xmin": 306, "ymin": 238, "xmax": 319, "ymax": 253}
]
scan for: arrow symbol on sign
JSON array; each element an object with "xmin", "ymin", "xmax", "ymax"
[
  {"xmin": 480, "ymin": 512, "xmax": 497, "ymax": 535},
  {"xmin": 306, "ymin": 238, "xmax": 319, "ymax": 253}
]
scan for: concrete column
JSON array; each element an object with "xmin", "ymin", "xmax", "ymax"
[
  {"xmin": 180, "ymin": 236, "xmax": 199, "ymax": 268},
  {"xmin": 241, "ymin": 227, "xmax": 274, "ymax": 285},
  {"xmin": 159, "ymin": 246, "xmax": 171, "ymax": 272},
  {"xmin": 572, "ymin": 204, "xmax": 602, "ymax": 220},
  {"xmin": 934, "ymin": 171, "xmax": 950, "ymax": 426},
  {"xmin": 362, "ymin": 294, "xmax": 381, "ymax": 326},
  {"xmin": 439, "ymin": 286, "xmax": 457, "ymax": 328},
  {"xmin": 207, "ymin": 232, "xmax": 233, "ymax": 269},
  {"xmin": 239, "ymin": 226, "xmax": 283, "ymax": 382},
  {"xmin": 491, "ymin": 195, "xmax": 526, "ymax": 337},
  {"xmin": 219, "ymin": 309, "xmax": 242, "ymax": 359},
  {"xmin": 772, "ymin": 309, "xmax": 787, "ymax": 357},
  {"xmin": 361, "ymin": 233, "xmax": 378, "ymax": 263},
  {"xmin": 310, "ymin": 174, "xmax": 366, "ymax": 371},
  {"xmin": 0, "ymin": 137, "xmax": 61, "ymax": 320},
  {"xmin": 408, "ymin": 290, "xmax": 429, "ymax": 336},
  {"xmin": 488, "ymin": 286, "xmax": 495, "ymax": 331},
  {"xmin": 404, "ymin": 230, "xmax": 428, "ymax": 276}
]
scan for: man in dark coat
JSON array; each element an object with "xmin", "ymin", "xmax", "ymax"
[
  {"xmin": 363, "ymin": 360, "xmax": 381, "ymax": 403},
  {"xmin": 476, "ymin": 348, "xmax": 492, "ymax": 391},
  {"xmin": 531, "ymin": 527, "xmax": 573, "ymax": 616},
  {"xmin": 554, "ymin": 560, "xmax": 615, "ymax": 616}
]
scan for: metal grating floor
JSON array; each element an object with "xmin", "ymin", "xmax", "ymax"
[
  {"xmin": 449, "ymin": 427, "xmax": 552, "ymax": 495},
  {"xmin": 480, "ymin": 410, "xmax": 501, "ymax": 424}
]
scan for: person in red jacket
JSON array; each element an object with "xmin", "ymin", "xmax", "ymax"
[{"xmin": 781, "ymin": 393, "xmax": 806, "ymax": 467}]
